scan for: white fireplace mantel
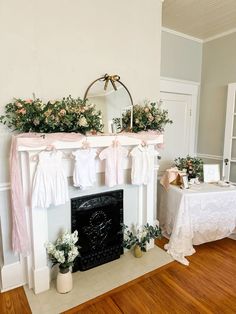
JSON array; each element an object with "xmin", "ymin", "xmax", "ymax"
[{"xmin": 17, "ymin": 134, "xmax": 163, "ymax": 294}]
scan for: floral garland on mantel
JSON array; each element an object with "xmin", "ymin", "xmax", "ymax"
[
  {"xmin": 0, "ymin": 96, "xmax": 103, "ymax": 134},
  {"xmin": 0, "ymin": 97, "xmax": 172, "ymax": 135}
]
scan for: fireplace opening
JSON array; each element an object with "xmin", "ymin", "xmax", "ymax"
[{"xmin": 71, "ymin": 190, "xmax": 123, "ymax": 271}]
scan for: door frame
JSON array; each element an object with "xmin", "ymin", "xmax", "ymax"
[
  {"xmin": 223, "ymin": 82, "xmax": 236, "ymax": 181},
  {"xmin": 160, "ymin": 77, "xmax": 200, "ymax": 155}
]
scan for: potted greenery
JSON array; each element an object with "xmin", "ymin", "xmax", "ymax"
[
  {"xmin": 45, "ymin": 230, "xmax": 80, "ymax": 294},
  {"xmin": 174, "ymin": 155, "xmax": 204, "ymax": 180},
  {"xmin": 123, "ymin": 223, "xmax": 162, "ymax": 258}
]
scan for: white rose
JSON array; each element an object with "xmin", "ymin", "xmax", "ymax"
[{"xmin": 78, "ymin": 116, "xmax": 88, "ymax": 127}]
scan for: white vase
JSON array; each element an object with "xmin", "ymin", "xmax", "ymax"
[{"xmin": 56, "ymin": 268, "xmax": 73, "ymax": 294}]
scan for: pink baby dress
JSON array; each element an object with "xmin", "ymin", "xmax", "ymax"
[{"xmin": 99, "ymin": 142, "xmax": 128, "ymax": 187}]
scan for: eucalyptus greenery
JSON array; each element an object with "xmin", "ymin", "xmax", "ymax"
[
  {"xmin": 0, "ymin": 96, "xmax": 103, "ymax": 134},
  {"xmin": 114, "ymin": 100, "xmax": 172, "ymax": 133},
  {"xmin": 174, "ymin": 155, "xmax": 204, "ymax": 180},
  {"xmin": 123, "ymin": 223, "xmax": 162, "ymax": 252}
]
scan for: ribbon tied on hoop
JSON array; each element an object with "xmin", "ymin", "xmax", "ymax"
[{"xmin": 103, "ymin": 74, "xmax": 120, "ymax": 91}]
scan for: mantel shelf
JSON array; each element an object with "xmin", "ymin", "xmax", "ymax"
[{"xmin": 17, "ymin": 134, "xmax": 164, "ymax": 152}]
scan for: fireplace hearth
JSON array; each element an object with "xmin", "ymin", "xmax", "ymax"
[{"xmin": 71, "ymin": 190, "xmax": 123, "ymax": 271}]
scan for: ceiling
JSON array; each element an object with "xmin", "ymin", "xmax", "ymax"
[{"xmin": 162, "ymin": 0, "xmax": 236, "ymax": 40}]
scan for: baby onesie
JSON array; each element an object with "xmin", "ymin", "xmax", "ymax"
[
  {"xmin": 130, "ymin": 145, "xmax": 159, "ymax": 185},
  {"xmin": 32, "ymin": 150, "xmax": 69, "ymax": 209},
  {"xmin": 73, "ymin": 149, "xmax": 97, "ymax": 189},
  {"xmin": 99, "ymin": 142, "xmax": 128, "ymax": 187}
]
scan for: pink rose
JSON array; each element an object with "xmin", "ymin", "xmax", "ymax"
[
  {"xmin": 59, "ymin": 109, "xmax": 66, "ymax": 116},
  {"xmin": 17, "ymin": 108, "xmax": 26, "ymax": 115},
  {"xmin": 25, "ymin": 99, "xmax": 33, "ymax": 104},
  {"xmin": 16, "ymin": 102, "xmax": 22, "ymax": 108}
]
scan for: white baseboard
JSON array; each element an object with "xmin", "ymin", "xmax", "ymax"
[{"xmin": 1, "ymin": 261, "xmax": 26, "ymax": 292}]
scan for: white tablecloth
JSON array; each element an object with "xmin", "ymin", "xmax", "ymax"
[{"xmin": 158, "ymin": 183, "xmax": 236, "ymax": 265}]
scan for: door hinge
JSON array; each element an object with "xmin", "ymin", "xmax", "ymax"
[{"xmin": 190, "ymin": 109, "xmax": 192, "ymax": 116}]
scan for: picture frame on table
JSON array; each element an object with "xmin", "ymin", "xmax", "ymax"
[
  {"xmin": 203, "ymin": 164, "xmax": 220, "ymax": 183},
  {"xmin": 181, "ymin": 175, "xmax": 189, "ymax": 189}
]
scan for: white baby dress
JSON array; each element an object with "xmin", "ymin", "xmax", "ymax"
[
  {"xmin": 99, "ymin": 142, "xmax": 128, "ymax": 187},
  {"xmin": 130, "ymin": 145, "xmax": 159, "ymax": 185},
  {"xmin": 73, "ymin": 149, "xmax": 97, "ymax": 189},
  {"xmin": 32, "ymin": 150, "xmax": 69, "ymax": 209}
]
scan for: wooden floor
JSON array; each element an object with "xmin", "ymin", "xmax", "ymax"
[{"xmin": 1, "ymin": 238, "xmax": 236, "ymax": 313}]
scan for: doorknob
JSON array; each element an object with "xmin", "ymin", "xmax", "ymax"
[{"xmin": 224, "ymin": 158, "xmax": 229, "ymax": 166}]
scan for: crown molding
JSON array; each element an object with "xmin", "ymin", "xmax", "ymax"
[
  {"xmin": 162, "ymin": 27, "xmax": 203, "ymax": 43},
  {"xmin": 203, "ymin": 28, "xmax": 236, "ymax": 43}
]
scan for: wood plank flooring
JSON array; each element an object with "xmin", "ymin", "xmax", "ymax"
[{"xmin": 1, "ymin": 238, "xmax": 236, "ymax": 313}]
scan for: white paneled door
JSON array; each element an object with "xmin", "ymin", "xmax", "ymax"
[
  {"xmin": 158, "ymin": 92, "xmax": 192, "ymax": 174},
  {"xmin": 223, "ymin": 83, "xmax": 236, "ymax": 183},
  {"xmin": 159, "ymin": 78, "xmax": 199, "ymax": 174}
]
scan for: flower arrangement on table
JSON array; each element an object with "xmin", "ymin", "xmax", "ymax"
[
  {"xmin": 45, "ymin": 230, "xmax": 80, "ymax": 272},
  {"xmin": 123, "ymin": 223, "xmax": 162, "ymax": 257},
  {"xmin": 0, "ymin": 96, "xmax": 103, "ymax": 134},
  {"xmin": 174, "ymin": 155, "xmax": 204, "ymax": 180},
  {"xmin": 113, "ymin": 100, "xmax": 172, "ymax": 133}
]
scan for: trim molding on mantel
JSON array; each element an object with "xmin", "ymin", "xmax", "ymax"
[
  {"xmin": 0, "ymin": 182, "xmax": 10, "ymax": 192},
  {"xmin": 197, "ymin": 153, "xmax": 223, "ymax": 161}
]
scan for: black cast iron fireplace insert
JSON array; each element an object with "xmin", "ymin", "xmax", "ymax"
[{"xmin": 71, "ymin": 190, "xmax": 123, "ymax": 271}]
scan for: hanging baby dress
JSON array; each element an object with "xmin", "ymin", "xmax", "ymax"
[
  {"xmin": 73, "ymin": 148, "xmax": 97, "ymax": 189},
  {"xmin": 32, "ymin": 150, "xmax": 69, "ymax": 209},
  {"xmin": 99, "ymin": 141, "xmax": 128, "ymax": 187},
  {"xmin": 130, "ymin": 145, "xmax": 159, "ymax": 185}
]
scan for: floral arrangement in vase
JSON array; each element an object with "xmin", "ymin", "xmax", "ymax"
[
  {"xmin": 113, "ymin": 100, "xmax": 172, "ymax": 133},
  {"xmin": 0, "ymin": 95, "xmax": 103, "ymax": 134},
  {"xmin": 45, "ymin": 230, "xmax": 80, "ymax": 293},
  {"xmin": 123, "ymin": 223, "xmax": 162, "ymax": 257},
  {"xmin": 174, "ymin": 155, "xmax": 204, "ymax": 180}
]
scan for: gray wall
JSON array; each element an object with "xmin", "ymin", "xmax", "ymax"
[
  {"xmin": 161, "ymin": 30, "xmax": 202, "ymax": 82},
  {"xmin": 198, "ymin": 32, "xmax": 236, "ymax": 156}
]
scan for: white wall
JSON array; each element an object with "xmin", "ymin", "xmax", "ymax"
[{"xmin": 0, "ymin": 0, "xmax": 163, "ymax": 289}]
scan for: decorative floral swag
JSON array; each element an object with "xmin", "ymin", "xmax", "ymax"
[
  {"xmin": 0, "ymin": 97, "xmax": 172, "ymax": 134},
  {"xmin": 0, "ymin": 96, "xmax": 103, "ymax": 134}
]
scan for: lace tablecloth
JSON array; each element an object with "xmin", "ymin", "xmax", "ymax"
[{"xmin": 158, "ymin": 183, "xmax": 236, "ymax": 265}]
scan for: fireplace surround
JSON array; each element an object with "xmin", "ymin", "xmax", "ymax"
[
  {"xmin": 9, "ymin": 133, "xmax": 163, "ymax": 294},
  {"xmin": 71, "ymin": 190, "xmax": 123, "ymax": 271}
]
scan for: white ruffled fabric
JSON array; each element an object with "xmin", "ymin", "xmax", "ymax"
[
  {"xmin": 159, "ymin": 183, "xmax": 236, "ymax": 265},
  {"xmin": 32, "ymin": 150, "xmax": 69, "ymax": 209}
]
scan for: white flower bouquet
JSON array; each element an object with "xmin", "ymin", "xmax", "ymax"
[{"xmin": 45, "ymin": 230, "xmax": 80, "ymax": 271}]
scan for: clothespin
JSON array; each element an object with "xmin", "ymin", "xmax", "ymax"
[
  {"xmin": 141, "ymin": 140, "xmax": 147, "ymax": 147},
  {"xmin": 45, "ymin": 144, "xmax": 56, "ymax": 151},
  {"xmin": 82, "ymin": 137, "xmax": 90, "ymax": 149},
  {"xmin": 112, "ymin": 135, "xmax": 120, "ymax": 147}
]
